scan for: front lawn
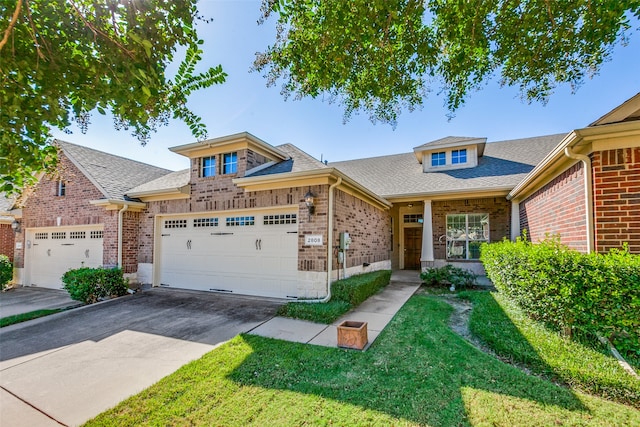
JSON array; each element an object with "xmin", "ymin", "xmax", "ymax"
[{"xmin": 86, "ymin": 295, "xmax": 639, "ymax": 426}]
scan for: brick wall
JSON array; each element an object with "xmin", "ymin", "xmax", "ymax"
[
  {"xmin": 592, "ymin": 148, "xmax": 640, "ymax": 253},
  {"xmin": 333, "ymin": 189, "xmax": 391, "ymax": 269},
  {"xmin": 0, "ymin": 224, "xmax": 14, "ymax": 262},
  {"xmin": 432, "ymin": 197, "xmax": 510, "ymax": 259},
  {"xmin": 17, "ymin": 153, "xmax": 116, "ymax": 268},
  {"xmin": 519, "ymin": 162, "xmax": 588, "ymax": 252}
]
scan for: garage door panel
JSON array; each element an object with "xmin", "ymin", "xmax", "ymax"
[
  {"xmin": 159, "ymin": 212, "xmax": 299, "ymax": 298},
  {"xmin": 26, "ymin": 227, "xmax": 104, "ymax": 289}
]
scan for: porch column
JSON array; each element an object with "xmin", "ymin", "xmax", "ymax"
[
  {"xmin": 421, "ymin": 200, "xmax": 434, "ymax": 263},
  {"xmin": 510, "ymin": 200, "xmax": 520, "ymax": 241}
]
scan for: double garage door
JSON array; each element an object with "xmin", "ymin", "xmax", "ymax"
[
  {"xmin": 158, "ymin": 210, "xmax": 299, "ymax": 298},
  {"xmin": 25, "ymin": 226, "xmax": 104, "ymax": 289}
]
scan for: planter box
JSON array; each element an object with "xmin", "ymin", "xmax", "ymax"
[{"xmin": 337, "ymin": 320, "xmax": 368, "ymax": 350}]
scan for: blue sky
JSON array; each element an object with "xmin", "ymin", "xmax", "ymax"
[{"xmin": 52, "ymin": 0, "xmax": 640, "ymax": 172}]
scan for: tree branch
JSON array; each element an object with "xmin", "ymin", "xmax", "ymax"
[{"xmin": 0, "ymin": 0, "xmax": 22, "ymax": 52}]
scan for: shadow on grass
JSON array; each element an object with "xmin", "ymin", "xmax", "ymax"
[{"xmin": 229, "ymin": 295, "xmax": 589, "ymax": 426}]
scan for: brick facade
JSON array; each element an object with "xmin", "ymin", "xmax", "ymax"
[
  {"xmin": 333, "ymin": 189, "xmax": 391, "ymax": 269},
  {"xmin": 519, "ymin": 162, "xmax": 588, "ymax": 252},
  {"xmin": 592, "ymin": 148, "xmax": 640, "ymax": 253},
  {"xmin": 0, "ymin": 223, "xmax": 14, "ymax": 262},
  {"xmin": 15, "ymin": 153, "xmax": 118, "ymax": 269},
  {"xmin": 432, "ymin": 197, "xmax": 510, "ymax": 259}
]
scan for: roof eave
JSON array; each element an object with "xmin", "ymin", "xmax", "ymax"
[{"xmin": 169, "ymin": 132, "xmax": 289, "ymax": 161}]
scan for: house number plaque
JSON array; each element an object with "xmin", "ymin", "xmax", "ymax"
[{"xmin": 304, "ymin": 235, "xmax": 323, "ymax": 246}]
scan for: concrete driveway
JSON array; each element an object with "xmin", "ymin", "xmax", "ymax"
[
  {"xmin": 0, "ymin": 287, "xmax": 80, "ymax": 318},
  {"xmin": 0, "ymin": 288, "xmax": 283, "ymax": 426}
]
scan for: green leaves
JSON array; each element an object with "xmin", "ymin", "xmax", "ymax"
[
  {"xmin": 1, "ymin": 0, "xmax": 226, "ymax": 194},
  {"xmin": 255, "ymin": 0, "xmax": 639, "ymax": 124}
]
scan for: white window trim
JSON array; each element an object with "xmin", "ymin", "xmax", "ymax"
[
  {"xmin": 445, "ymin": 213, "xmax": 489, "ymax": 260},
  {"xmin": 223, "ymin": 152, "xmax": 238, "ymax": 174},
  {"xmin": 201, "ymin": 156, "xmax": 216, "ymax": 178}
]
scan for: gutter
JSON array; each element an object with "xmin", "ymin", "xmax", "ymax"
[
  {"xmin": 564, "ymin": 147, "xmax": 594, "ymax": 253},
  {"xmin": 300, "ymin": 176, "xmax": 343, "ymax": 303}
]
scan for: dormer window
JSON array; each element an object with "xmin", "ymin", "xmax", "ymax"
[
  {"xmin": 202, "ymin": 156, "xmax": 216, "ymax": 177},
  {"xmin": 452, "ymin": 149, "xmax": 467, "ymax": 164},
  {"xmin": 431, "ymin": 152, "xmax": 446, "ymax": 167},
  {"xmin": 223, "ymin": 152, "xmax": 238, "ymax": 174}
]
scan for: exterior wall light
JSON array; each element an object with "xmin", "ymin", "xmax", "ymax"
[
  {"xmin": 304, "ymin": 190, "xmax": 316, "ymax": 216},
  {"xmin": 11, "ymin": 219, "xmax": 20, "ymax": 232}
]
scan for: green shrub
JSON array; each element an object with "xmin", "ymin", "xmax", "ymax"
[
  {"xmin": 277, "ymin": 270, "xmax": 392, "ymax": 324},
  {"xmin": 332, "ymin": 270, "xmax": 392, "ymax": 306},
  {"xmin": 420, "ymin": 265, "xmax": 476, "ymax": 290},
  {"xmin": 0, "ymin": 255, "xmax": 12, "ymax": 290},
  {"xmin": 62, "ymin": 267, "xmax": 128, "ymax": 304},
  {"xmin": 481, "ymin": 237, "xmax": 640, "ymax": 359}
]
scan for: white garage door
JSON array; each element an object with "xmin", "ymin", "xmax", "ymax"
[
  {"xmin": 158, "ymin": 210, "xmax": 299, "ymax": 298},
  {"xmin": 25, "ymin": 226, "xmax": 104, "ymax": 289}
]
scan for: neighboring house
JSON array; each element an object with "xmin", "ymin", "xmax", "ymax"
[
  {"xmin": 0, "ymin": 194, "xmax": 17, "ymax": 263},
  {"xmin": 4, "ymin": 93, "xmax": 639, "ymax": 297}
]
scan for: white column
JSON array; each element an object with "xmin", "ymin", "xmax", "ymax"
[
  {"xmin": 510, "ymin": 200, "xmax": 520, "ymax": 241},
  {"xmin": 421, "ymin": 200, "xmax": 434, "ymax": 263}
]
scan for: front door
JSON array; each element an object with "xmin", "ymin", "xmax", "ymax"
[{"xmin": 403, "ymin": 228, "xmax": 422, "ymax": 270}]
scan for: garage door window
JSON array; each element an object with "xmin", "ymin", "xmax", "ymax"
[
  {"xmin": 70, "ymin": 231, "xmax": 86, "ymax": 239},
  {"xmin": 52, "ymin": 232, "xmax": 66, "ymax": 239},
  {"xmin": 194, "ymin": 218, "xmax": 218, "ymax": 227},
  {"xmin": 226, "ymin": 216, "xmax": 254, "ymax": 226},
  {"xmin": 35, "ymin": 232, "xmax": 48, "ymax": 239},
  {"xmin": 264, "ymin": 214, "xmax": 297, "ymax": 225},
  {"xmin": 91, "ymin": 230, "xmax": 103, "ymax": 239},
  {"xmin": 165, "ymin": 219, "xmax": 187, "ymax": 229}
]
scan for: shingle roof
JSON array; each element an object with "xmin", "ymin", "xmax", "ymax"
[
  {"xmin": 247, "ymin": 143, "xmax": 328, "ymax": 177},
  {"xmin": 127, "ymin": 169, "xmax": 190, "ymax": 196},
  {"xmin": 56, "ymin": 140, "xmax": 172, "ymax": 200},
  {"xmin": 330, "ymin": 134, "xmax": 566, "ymax": 198},
  {"xmin": 414, "ymin": 136, "xmax": 485, "ymax": 150}
]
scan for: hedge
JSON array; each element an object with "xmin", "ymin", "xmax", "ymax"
[
  {"xmin": 62, "ymin": 267, "xmax": 129, "ymax": 304},
  {"xmin": 480, "ymin": 238, "xmax": 640, "ymax": 358},
  {"xmin": 331, "ymin": 270, "xmax": 392, "ymax": 306},
  {"xmin": 0, "ymin": 255, "xmax": 12, "ymax": 290},
  {"xmin": 480, "ymin": 237, "xmax": 640, "ymax": 359}
]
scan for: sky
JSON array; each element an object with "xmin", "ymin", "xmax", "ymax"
[{"xmin": 52, "ymin": 0, "xmax": 640, "ymax": 172}]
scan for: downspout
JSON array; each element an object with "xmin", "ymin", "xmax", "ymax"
[
  {"xmin": 564, "ymin": 147, "xmax": 594, "ymax": 253},
  {"xmin": 117, "ymin": 204, "xmax": 129, "ymax": 268},
  {"xmin": 300, "ymin": 176, "xmax": 342, "ymax": 303}
]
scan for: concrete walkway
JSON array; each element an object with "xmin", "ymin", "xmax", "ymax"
[{"xmin": 248, "ymin": 270, "xmax": 422, "ymax": 350}]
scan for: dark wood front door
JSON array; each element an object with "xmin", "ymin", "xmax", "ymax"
[{"xmin": 403, "ymin": 228, "xmax": 422, "ymax": 270}]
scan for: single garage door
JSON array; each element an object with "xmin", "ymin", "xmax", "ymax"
[
  {"xmin": 158, "ymin": 210, "xmax": 299, "ymax": 298},
  {"xmin": 25, "ymin": 226, "xmax": 104, "ymax": 289}
]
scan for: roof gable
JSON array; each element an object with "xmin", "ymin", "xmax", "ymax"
[
  {"xmin": 56, "ymin": 140, "xmax": 172, "ymax": 200},
  {"xmin": 590, "ymin": 92, "xmax": 640, "ymax": 126}
]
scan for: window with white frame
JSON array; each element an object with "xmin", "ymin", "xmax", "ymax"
[
  {"xmin": 223, "ymin": 152, "xmax": 238, "ymax": 174},
  {"xmin": 431, "ymin": 152, "xmax": 446, "ymax": 167},
  {"xmin": 202, "ymin": 156, "xmax": 216, "ymax": 177},
  {"xmin": 57, "ymin": 180, "xmax": 66, "ymax": 196},
  {"xmin": 446, "ymin": 213, "xmax": 489, "ymax": 260},
  {"xmin": 452, "ymin": 149, "xmax": 467, "ymax": 164}
]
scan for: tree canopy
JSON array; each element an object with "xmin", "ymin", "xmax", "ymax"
[
  {"xmin": 1, "ymin": 0, "xmax": 226, "ymax": 194},
  {"xmin": 254, "ymin": 0, "xmax": 640, "ymax": 126}
]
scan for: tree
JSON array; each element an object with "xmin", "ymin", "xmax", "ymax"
[
  {"xmin": 1, "ymin": 0, "xmax": 226, "ymax": 194},
  {"xmin": 254, "ymin": 0, "xmax": 640, "ymax": 126}
]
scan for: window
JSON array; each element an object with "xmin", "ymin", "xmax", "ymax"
[
  {"xmin": 90, "ymin": 230, "xmax": 103, "ymax": 239},
  {"xmin": 431, "ymin": 152, "xmax": 446, "ymax": 167},
  {"xmin": 403, "ymin": 214, "xmax": 423, "ymax": 223},
  {"xmin": 264, "ymin": 214, "xmax": 297, "ymax": 225},
  {"xmin": 57, "ymin": 180, "xmax": 66, "ymax": 196},
  {"xmin": 446, "ymin": 213, "xmax": 489, "ymax": 260},
  {"xmin": 52, "ymin": 232, "xmax": 66, "ymax": 239},
  {"xmin": 193, "ymin": 218, "xmax": 218, "ymax": 227},
  {"xmin": 35, "ymin": 232, "xmax": 48, "ymax": 239},
  {"xmin": 164, "ymin": 219, "xmax": 187, "ymax": 229},
  {"xmin": 226, "ymin": 216, "xmax": 254, "ymax": 227},
  {"xmin": 452, "ymin": 149, "xmax": 467, "ymax": 164},
  {"xmin": 70, "ymin": 231, "xmax": 86, "ymax": 239},
  {"xmin": 202, "ymin": 156, "xmax": 216, "ymax": 177},
  {"xmin": 223, "ymin": 152, "xmax": 238, "ymax": 174}
]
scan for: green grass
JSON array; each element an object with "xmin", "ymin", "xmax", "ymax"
[
  {"xmin": 462, "ymin": 291, "xmax": 640, "ymax": 407},
  {"xmin": 277, "ymin": 270, "xmax": 391, "ymax": 324},
  {"xmin": 0, "ymin": 308, "xmax": 64, "ymax": 328},
  {"xmin": 86, "ymin": 295, "xmax": 639, "ymax": 426}
]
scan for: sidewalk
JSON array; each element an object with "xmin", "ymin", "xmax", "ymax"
[{"xmin": 248, "ymin": 270, "xmax": 422, "ymax": 350}]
